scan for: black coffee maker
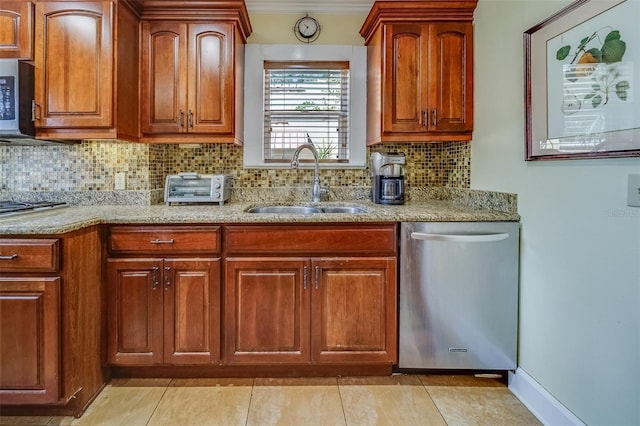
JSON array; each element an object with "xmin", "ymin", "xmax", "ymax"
[{"xmin": 371, "ymin": 152, "xmax": 406, "ymax": 205}]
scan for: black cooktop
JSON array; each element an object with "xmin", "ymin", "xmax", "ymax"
[{"xmin": 0, "ymin": 201, "xmax": 68, "ymax": 217}]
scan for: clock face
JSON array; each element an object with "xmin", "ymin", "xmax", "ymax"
[
  {"xmin": 294, "ymin": 16, "xmax": 320, "ymax": 42},
  {"xmin": 298, "ymin": 17, "xmax": 318, "ymax": 38}
]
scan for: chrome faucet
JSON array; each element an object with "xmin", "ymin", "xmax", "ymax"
[{"xmin": 291, "ymin": 142, "xmax": 328, "ymax": 202}]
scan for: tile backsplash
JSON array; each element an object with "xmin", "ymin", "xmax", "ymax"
[{"xmin": 1, "ymin": 140, "xmax": 470, "ymax": 204}]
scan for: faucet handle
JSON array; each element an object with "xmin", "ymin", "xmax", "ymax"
[{"xmin": 320, "ymin": 185, "xmax": 330, "ymax": 197}]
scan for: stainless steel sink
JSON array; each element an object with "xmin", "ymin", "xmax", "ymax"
[
  {"xmin": 245, "ymin": 205, "xmax": 368, "ymax": 214},
  {"xmin": 318, "ymin": 206, "xmax": 368, "ymax": 214},
  {"xmin": 246, "ymin": 206, "xmax": 322, "ymax": 214}
]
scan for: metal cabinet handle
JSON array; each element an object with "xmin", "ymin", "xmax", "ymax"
[
  {"xmin": 150, "ymin": 239, "xmax": 174, "ymax": 244},
  {"xmin": 0, "ymin": 254, "xmax": 18, "ymax": 260},
  {"xmin": 164, "ymin": 266, "xmax": 171, "ymax": 289},
  {"xmin": 303, "ymin": 266, "xmax": 308, "ymax": 290},
  {"xmin": 31, "ymin": 100, "xmax": 40, "ymax": 121},
  {"xmin": 431, "ymin": 109, "xmax": 437, "ymax": 127},
  {"xmin": 152, "ymin": 266, "xmax": 160, "ymax": 290},
  {"xmin": 188, "ymin": 109, "xmax": 194, "ymax": 128},
  {"xmin": 179, "ymin": 109, "xmax": 185, "ymax": 127},
  {"xmin": 314, "ymin": 265, "xmax": 320, "ymax": 290},
  {"xmin": 422, "ymin": 110, "xmax": 427, "ymax": 127}
]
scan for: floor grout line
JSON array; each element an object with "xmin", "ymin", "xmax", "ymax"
[
  {"xmin": 418, "ymin": 375, "xmax": 450, "ymax": 425},
  {"xmin": 336, "ymin": 378, "xmax": 349, "ymax": 426},
  {"xmin": 244, "ymin": 378, "xmax": 255, "ymax": 426},
  {"xmin": 144, "ymin": 379, "xmax": 172, "ymax": 426}
]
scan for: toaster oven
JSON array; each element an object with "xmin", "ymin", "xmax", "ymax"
[{"xmin": 164, "ymin": 173, "xmax": 231, "ymax": 206}]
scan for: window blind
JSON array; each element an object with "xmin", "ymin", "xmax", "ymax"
[{"xmin": 263, "ymin": 61, "xmax": 350, "ymax": 163}]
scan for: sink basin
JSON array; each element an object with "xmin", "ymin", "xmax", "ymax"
[
  {"xmin": 245, "ymin": 205, "xmax": 369, "ymax": 214},
  {"xmin": 246, "ymin": 206, "xmax": 322, "ymax": 214},
  {"xmin": 319, "ymin": 206, "xmax": 368, "ymax": 214}
]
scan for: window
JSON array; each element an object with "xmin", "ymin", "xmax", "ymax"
[
  {"xmin": 244, "ymin": 45, "xmax": 366, "ymax": 168},
  {"xmin": 264, "ymin": 61, "xmax": 349, "ymax": 163}
]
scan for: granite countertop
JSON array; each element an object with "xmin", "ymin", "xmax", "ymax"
[{"xmin": 0, "ymin": 190, "xmax": 520, "ymax": 235}]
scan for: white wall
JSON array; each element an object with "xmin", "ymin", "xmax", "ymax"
[
  {"xmin": 247, "ymin": 14, "xmax": 365, "ymax": 45},
  {"xmin": 472, "ymin": 1, "xmax": 640, "ymax": 425}
]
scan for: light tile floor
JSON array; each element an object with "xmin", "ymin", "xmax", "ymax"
[{"xmin": 0, "ymin": 375, "xmax": 541, "ymax": 426}]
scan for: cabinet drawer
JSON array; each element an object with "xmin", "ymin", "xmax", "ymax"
[
  {"xmin": 225, "ymin": 224, "xmax": 397, "ymax": 255},
  {"xmin": 0, "ymin": 239, "xmax": 60, "ymax": 273},
  {"xmin": 109, "ymin": 226, "xmax": 221, "ymax": 254}
]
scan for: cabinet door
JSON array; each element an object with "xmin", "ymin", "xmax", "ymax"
[
  {"xmin": 33, "ymin": 1, "xmax": 113, "ymax": 128},
  {"xmin": 107, "ymin": 258, "xmax": 164, "ymax": 365},
  {"xmin": 187, "ymin": 23, "xmax": 233, "ymax": 134},
  {"xmin": 311, "ymin": 257, "xmax": 397, "ymax": 364},
  {"xmin": 163, "ymin": 258, "xmax": 220, "ymax": 365},
  {"xmin": 0, "ymin": 277, "xmax": 60, "ymax": 404},
  {"xmin": 224, "ymin": 258, "xmax": 310, "ymax": 364},
  {"xmin": 0, "ymin": 2, "xmax": 33, "ymax": 59},
  {"xmin": 140, "ymin": 21, "xmax": 188, "ymax": 134},
  {"xmin": 427, "ymin": 22, "xmax": 473, "ymax": 132},
  {"xmin": 382, "ymin": 23, "xmax": 429, "ymax": 134}
]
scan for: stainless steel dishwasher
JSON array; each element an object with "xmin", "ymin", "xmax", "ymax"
[{"xmin": 399, "ymin": 222, "xmax": 520, "ymax": 371}]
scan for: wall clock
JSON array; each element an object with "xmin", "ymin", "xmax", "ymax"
[{"xmin": 294, "ymin": 15, "xmax": 321, "ymax": 43}]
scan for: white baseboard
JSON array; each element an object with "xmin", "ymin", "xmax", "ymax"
[{"xmin": 508, "ymin": 368, "xmax": 585, "ymax": 426}]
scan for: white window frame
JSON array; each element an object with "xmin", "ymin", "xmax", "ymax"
[{"xmin": 243, "ymin": 44, "xmax": 367, "ymax": 169}]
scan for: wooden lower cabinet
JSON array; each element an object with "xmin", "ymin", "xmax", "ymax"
[
  {"xmin": 0, "ymin": 228, "xmax": 104, "ymax": 417},
  {"xmin": 224, "ymin": 256, "xmax": 397, "ymax": 365},
  {"xmin": 107, "ymin": 257, "xmax": 221, "ymax": 365},
  {"xmin": 224, "ymin": 258, "xmax": 310, "ymax": 364},
  {"xmin": 107, "ymin": 223, "xmax": 398, "ymax": 375},
  {"xmin": 312, "ymin": 257, "xmax": 397, "ymax": 363},
  {"xmin": 0, "ymin": 277, "xmax": 60, "ymax": 405}
]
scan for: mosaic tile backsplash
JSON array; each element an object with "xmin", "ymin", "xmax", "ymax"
[{"xmin": 0, "ymin": 140, "xmax": 470, "ymax": 205}]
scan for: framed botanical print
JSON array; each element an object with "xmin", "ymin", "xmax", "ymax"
[{"xmin": 524, "ymin": 0, "xmax": 640, "ymax": 160}]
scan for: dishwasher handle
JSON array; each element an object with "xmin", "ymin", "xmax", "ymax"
[{"xmin": 410, "ymin": 232, "xmax": 509, "ymax": 243}]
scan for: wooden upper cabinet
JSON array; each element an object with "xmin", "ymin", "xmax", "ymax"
[
  {"xmin": 382, "ymin": 22, "xmax": 472, "ymax": 135},
  {"xmin": 140, "ymin": 21, "xmax": 187, "ymax": 135},
  {"xmin": 428, "ymin": 23, "xmax": 473, "ymax": 133},
  {"xmin": 0, "ymin": 2, "xmax": 33, "ymax": 59},
  {"xmin": 188, "ymin": 23, "xmax": 233, "ymax": 134},
  {"xmin": 33, "ymin": 1, "xmax": 113, "ymax": 132},
  {"xmin": 360, "ymin": 0, "xmax": 477, "ymax": 144},
  {"xmin": 382, "ymin": 23, "xmax": 428, "ymax": 135},
  {"xmin": 140, "ymin": 20, "xmax": 242, "ymax": 143}
]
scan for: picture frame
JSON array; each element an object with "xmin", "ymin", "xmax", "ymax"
[{"xmin": 524, "ymin": 0, "xmax": 640, "ymax": 160}]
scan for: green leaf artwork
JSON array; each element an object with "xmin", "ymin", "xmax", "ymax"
[{"xmin": 556, "ymin": 27, "xmax": 629, "ymax": 115}]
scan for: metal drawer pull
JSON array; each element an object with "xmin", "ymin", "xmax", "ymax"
[
  {"xmin": 188, "ymin": 109, "xmax": 194, "ymax": 128},
  {"xmin": 150, "ymin": 239, "xmax": 174, "ymax": 244},
  {"xmin": 431, "ymin": 109, "xmax": 437, "ymax": 126},
  {"xmin": 179, "ymin": 109, "xmax": 185, "ymax": 127},
  {"xmin": 0, "ymin": 254, "xmax": 18, "ymax": 260},
  {"xmin": 315, "ymin": 266, "xmax": 320, "ymax": 289}
]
